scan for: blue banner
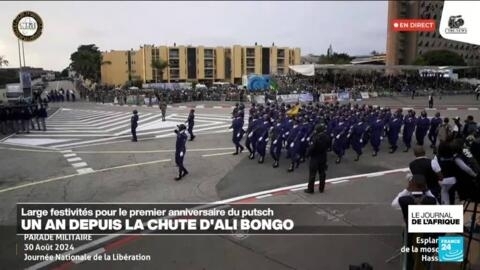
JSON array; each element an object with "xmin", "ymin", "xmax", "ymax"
[
  {"xmin": 337, "ymin": 92, "xmax": 350, "ymax": 101},
  {"xmin": 247, "ymin": 75, "xmax": 271, "ymax": 91}
]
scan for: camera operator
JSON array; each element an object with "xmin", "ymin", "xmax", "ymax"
[
  {"xmin": 304, "ymin": 124, "xmax": 331, "ymax": 194},
  {"xmin": 452, "ymin": 137, "xmax": 480, "ymax": 202},
  {"xmin": 391, "ymin": 174, "xmax": 437, "ymax": 270}
]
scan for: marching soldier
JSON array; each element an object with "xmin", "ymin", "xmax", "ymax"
[
  {"xmin": 38, "ymin": 103, "xmax": 47, "ymax": 131},
  {"xmin": 230, "ymin": 112, "xmax": 245, "ymax": 155},
  {"xmin": 403, "ymin": 110, "xmax": 416, "ymax": 152},
  {"xmin": 387, "ymin": 109, "xmax": 403, "ymax": 153},
  {"xmin": 332, "ymin": 116, "xmax": 348, "ymax": 163},
  {"xmin": 131, "ymin": 110, "xmax": 139, "ymax": 142},
  {"xmin": 415, "ymin": 111, "xmax": 430, "ymax": 146},
  {"xmin": 349, "ymin": 117, "xmax": 368, "ymax": 161},
  {"xmin": 370, "ymin": 114, "xmax": 385, "ymax": 156},
  {"xmin": 270, "ymin": 116, "xmax": 284, "ymax": 168},
  {"xmin": 174, "ymin": 124, "xmax": 189, "ymax": 180},
  {"xmin": 428, "ymin": 112, "xmax": 442, "ymax": 148},
  {"xmin": 255, "ymin": 114, "xmax": 271, "ymax": 163}
]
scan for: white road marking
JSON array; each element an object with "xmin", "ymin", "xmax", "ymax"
[
  {"xmin": 3, "ymin": 138, "xmax": 79, "ymax": 146},
  {"xmin": 331, "ymin": 180, "xmax": 350, "ymax": 184},
  {"xmin": 256, "ymin": 194, "xmax": 272, "ymax": 199},
  {"xmin": 63, "ymin": 153, "xmax": 76, "ymax": 158},
  {"xmin": 447, "ymin": 108, "xmax": 458, "ymax": 111},
  {"xmin": 467, "ymin": 108, "xmax": 479, "ymax": 111},
  {"xmin": 76, "ymin": 168, "xmax": 94, "ymax": 174},
  {"xmin": 72, "ymin": 162, "xmax": 88, "ymax": 168},
  {"xmin": 67, "ymin": 157, "xmax": 82, "ymax": 162},
  {"xmin": 201, "ymin": 152, "xmax": 234, "ymax": 157},
  {"xmin": 291, "ymin": 187, "xmax": 306, "ymax": 192},
  {"xmin": 0, "ymin": 158, "xmax": 172, "ymax": 194},
  {"xmin": 366, "ymin": 172, "xmax": 385, "ymax": 178},
  {"xmin": 60, "ymin": 150, "xmax": 72, "ymax": 153}
]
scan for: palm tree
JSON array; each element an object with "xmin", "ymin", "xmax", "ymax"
[
  {"xmin": 151, "ymin": 59, "xmax": 168, "ymax": 83},
  {"xmin": 0, "ymin": 56, "xmax": 9, "ymax": 67}
]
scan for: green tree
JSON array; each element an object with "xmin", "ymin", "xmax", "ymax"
[
  {"xmin": 69, "ymin": 44, "xmax": 106, "ymax": 82},
  {"xmin": 317, "ymin": 53, "xmax": 353, "ymax": 64},
  {"xmin": 0, "ymin": 56, "xmax": 8, "ymax": 67},
  {"xmin": 413, "ymin": 50, "xmax": 467, "ymax": 66},
  {"xmin": 151, "ymin": 59, "xmax": 168, "ymax": 83},
  {"xmin": 60, "ymin": 67, "xmax": 69, "ymax": 78}
]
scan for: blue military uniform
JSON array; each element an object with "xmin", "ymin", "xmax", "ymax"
[
  {"xmin": 387, "ymin": 111, "xmax": 403, "ymax": 153},
  {"xmin": 415, "ymin": 111, "xmax": 430, "ymax": 146},
  {"xmin": 230, "ymin": 114, "xmax": 245, "ymax": 155},
  {"xmin": 349, "ymin": 119, "xmax": 368, "ymax": 161},
  {"xmin": 287, "ymin": 119, "xmax": 303, "ymax": 172},
  {"xmin": 403, "ymin": 111, "xmax": 416, "ymax": 152},
  {"xmin": 256, "ymin": 115, "xmax": 271, "ymax": 163},
  {"xmin": 332, "ymin": 118, "xmax": 349, "ymax": 163},
  {"xmin": 270, "ymin": 118, "xmax": 284, "ymax": 168},
  {"xmin": 174, "ymin": 124, "xmax": 189, "ymax": 180},
  {"xmin": 428, "ymin": 113, "xmax": 442, "ymax": 148},
  {"xmin": 130, "ymin": 110, "xmax": 139, "ymax": 142},
  {"xmin": 370, "ymin": 116, "xmax": 385, "ymax": 156}
]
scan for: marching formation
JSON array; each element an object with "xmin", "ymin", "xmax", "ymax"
[{"xmin": 229, "ymin": 101, "xmax": 479, "ymax": 171}]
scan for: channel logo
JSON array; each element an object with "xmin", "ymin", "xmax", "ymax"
[
  {"xmin": 391, "ymin": 19, "xmax": 436, "ymax": 32},
  {"xmin": 438, "ymin": 236, "xmax": 464, "ymax": 262}
]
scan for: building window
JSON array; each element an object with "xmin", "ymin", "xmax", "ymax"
[
  {"xmin": 424, "ymin": 41, "xmax": 429, "ymax": 47},
  {"xmin": 418, "ymin": 41, "xmax": 423, "ymax": 46}
]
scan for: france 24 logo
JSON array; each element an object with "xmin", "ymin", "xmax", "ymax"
[
  {"xmin": 438, "ymin": 236, "xmax": 464, "ymax": 262},
  {"xmin": 445, "ymin": 15, "xmax": 467, "ymax": 34}
]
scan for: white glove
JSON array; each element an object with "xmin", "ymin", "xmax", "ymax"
[
  {"xmin": 301, "ymin": 138, "xmax": 305, "ymax": 142},
  {"xmin": 290, "ymin": 142, "xmax": 294, "ymax": 147},
  {"xmin": 258, "ymin": 137, "xmax": 263, "ymax": 141},
  {"xmin": 237, "ymin": 133, "xmax": 241, "ymax": 138},
  {"xmin": 330, "ymin": 133, "xmax": 334, "ymax": 137},
  {"xmin": 265, "ymin": 138, "xmax": 269, "ymax": 142},
  {"xmin": 248, "ymin": 132, "xmax": 253, "ymax": 138},
  {"xmin": 336, "ymin": 135, "xmax": 340, "ymax": 139},
  {"xmin": 273, "ymin": 140, "xmax": 278, "ymax": 144},
  {"xmin": 180, "ymin": 152, "xmax": 184, "ymax": 157},
  {"xmin": 306, "ymin": 137, "xmax": 310, "ymax": 141},
  {"xmin": 285, "ymin": 132, "xmax": 290, "ymax": 135},
  {"xmin": 360, "ymin": 139, "xmax": 363, "ymax": 143},
  {"xmin": 380, "ymin": 136, "xmax": 383, "ymax": 140}
]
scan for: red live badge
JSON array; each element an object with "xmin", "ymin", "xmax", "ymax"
[{"xmin": 392, "ymin": 19, "xmax": 436, "ymax": 32}]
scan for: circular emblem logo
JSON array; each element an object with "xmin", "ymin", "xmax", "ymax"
[{"xmin": 12, "ymin": 11, "xmax": 43, "ymax": 41}]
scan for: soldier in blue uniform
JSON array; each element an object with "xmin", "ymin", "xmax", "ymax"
[
  {"xmin": 415, "ymin": 111, "xmax": 430, "ymax": 146},
  {"xmin": 387, "ymin": 109, "xmax": 403, "ymax": 153},
  {"xmin": 247, "ymin": 114, "xmax": 261, "ymax": 160},
  {"xmin": 349, "ymin": 117, "xmax": 368, "ymax": 161},
  {"xmin": 174, "ymin": 124, "xmax": 189, "ymax": 180},
  {"xmin": 185, "ymin": 109, "xmax": 195, "ymax": 141},
  {"xmin": 130, "ymin": 110, "xmax": 139, "ymax": 142},
  {"xmin": 370, "ymin": 114, "xmax": 385, "ymax": 156},
  {"xmin": 256, "ymin": 114, "xmax": 271, "ymax": 163},
  {"xmin": 428, "ymin": 112, "xmax": 442, "ymax": 148},
  {"xmin": 270, "ymin": 116, "xmax": 284, "ymax": 168},
  {"xmin": 332, "ymin": 116, "xmax": 349, "ymax": 163},
  {"xmin": 287, "ymin": 118, "xmax": 303, "ymax": 172},
  {"xmin": 403, "ymin": 110, "xmax": 417, "ymax": 152},
  {"xmin": 230, "ymin": 113, "xmax": 245, "ymax": 155}
]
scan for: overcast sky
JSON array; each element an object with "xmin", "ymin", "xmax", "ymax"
[{"xmin": 0, "ymin": 1, "xmax": 388, "ymax": 71}]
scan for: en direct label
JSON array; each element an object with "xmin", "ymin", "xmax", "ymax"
[{"xmin": 408, "ymin": 205, "xmax": 463, "ymax": 233}]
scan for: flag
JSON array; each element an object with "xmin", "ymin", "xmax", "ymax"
[{"xmin": 270, "ymin": 79, "xmax": 278, "ymax": 91}]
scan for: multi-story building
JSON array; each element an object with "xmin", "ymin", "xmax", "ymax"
[
  {"xmin": 100, "ymin": 44, "xmax": 301, "ymax": 86},
  {"xmin": 386, "ymin": 0, "xmax": 480, "ymax": 67}
]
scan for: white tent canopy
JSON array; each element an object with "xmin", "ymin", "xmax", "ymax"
[{"xmin": 288, "ymin": 64, "xmax": 315, "ymax": 76}]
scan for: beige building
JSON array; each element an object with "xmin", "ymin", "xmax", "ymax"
[
  {"xmin": 101, "ymin": 44, "xmax": 301, "ymax": 86},
  {"xmin": 386, "ymin": 0, "xmax": 480, "ymax": 68}
]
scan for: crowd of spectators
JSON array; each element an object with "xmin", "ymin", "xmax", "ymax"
[{"xmin": 74, "ymin": 71, "xmax": 477, "ymax": 105}]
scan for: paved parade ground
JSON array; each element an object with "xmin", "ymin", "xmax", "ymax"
[{"xmin": 1, "ymin": 95, "xmax": 479, "ymax": 269}]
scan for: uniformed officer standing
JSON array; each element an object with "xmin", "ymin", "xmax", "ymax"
[
  {"xmin": 174, "ymin": 124, "xmax": 189, "ymax": 180},
  {"xmin": 38, "ymin": 103, "xmax": 47, "ymax": 131},
  {"xmin": 305, "ymin": 124, "xmax": 331, "ymax": 194},
  {"xmin": 159, "ymin": 100, "xmax": 167, "ymax": 121},
  {"xmin": 185, "ymin": 109, "xmax": 195, "ymax": 141},
  {"xmin": 22, "ymin": 105, "xmax": 32, "ymax": 134},
  {"xmin": 131, "ymin": 110, "xmax": 139, "ymax": 142}
]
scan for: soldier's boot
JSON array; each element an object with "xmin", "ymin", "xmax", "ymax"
[{"xmin": 287, "ymin": 163, "xmax": 294, "ymax": 172}]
